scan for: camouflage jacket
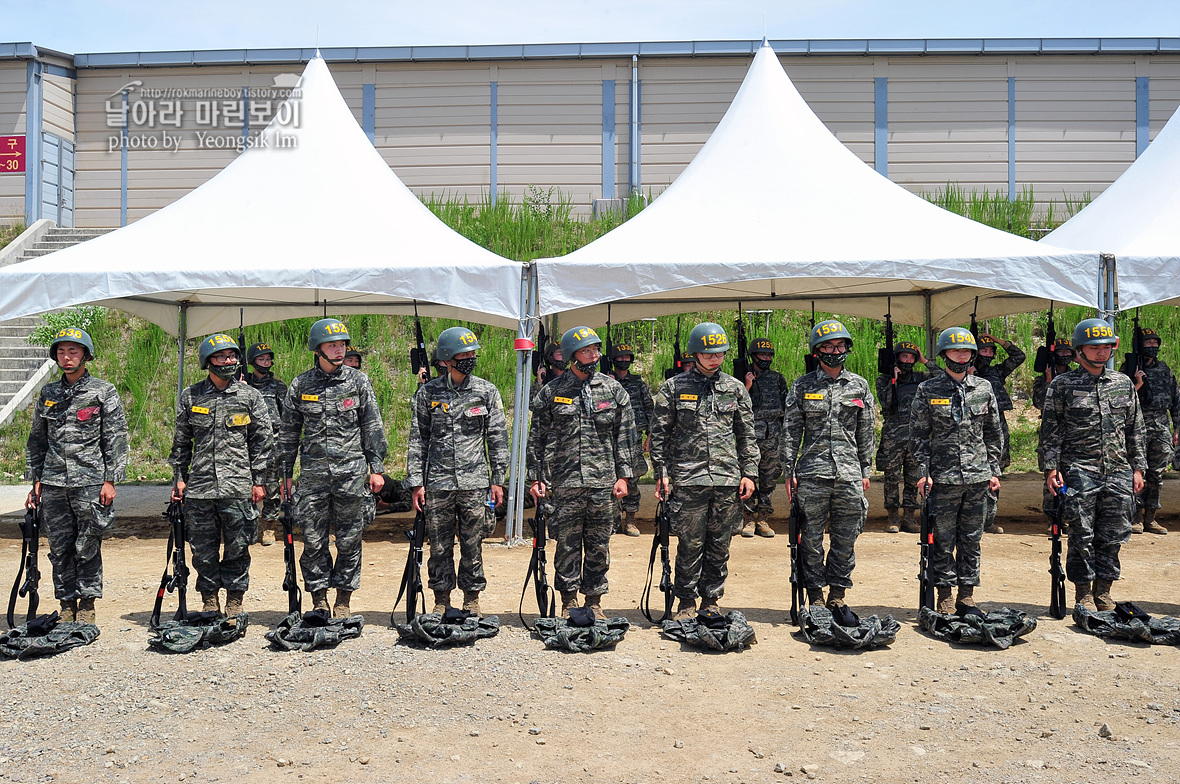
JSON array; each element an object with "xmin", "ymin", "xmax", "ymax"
[
  {"xmin": 169, "ymin": 378, "xmax": 274, "ymax": 499},
  {"xmin": 909, "ymin": 371, "xmax": 1003, "ymax": 484},
  {"xmin": 975, "ymin": 343, "xmax": 1026, "ymax": 412},
  {"xmin": 1040, "ymin": 367, "xmax": 1146, "ymax": 477},
  {"xmin": 782, "ymin": 367, "xmax": 876, "ymax": 481},
  {"xmin": 748, "ymin": 368, "xmax": 788, "ymax": 439},
  {"xmin": 649, "ymin": 367, "xmax": 759, "ymax": 487},
  {"xmin": 614, "ymin": 372, "xmax": 654, "ymax": 435},
  {"xmin": 26, "ymin": 371, "xmax": 128, "ymax": 487},
  {"xmin": 876, "ymin": 367, "xmax": 932, "ymax": 436},
  {"xmin": 1124, "ymin": 359, "xmax": 1180, "ymax": 434},
  {"xmin": 406, "ymin": 373, "xmax": 510, "ymax": 490},
  {"xmin": 246, "ymin": 371, "xmax": 287, "ymax": 434},
  {"xmin": 527, "ymin": 370, "xmax": 635, "ymax": 489},
  {"xmin": 277, "ymin": 364, "xmax": 388, "ymax": 494}
]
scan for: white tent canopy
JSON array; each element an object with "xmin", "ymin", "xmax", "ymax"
[
  {"xmin": 534, "ymin": 42, "xmax": 1097, "ymax": 329},
  {"xmin": 0, "ymin": 54, "xmax": 524, "ymax": 336},
  {"xmin": 1042, "ymin": 105, "xmax": 1180, "ymax": 311}
]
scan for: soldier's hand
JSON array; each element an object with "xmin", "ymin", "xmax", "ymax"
[
  {"xmin": 744, "ymin": 372, "xmax": 755, "ymax": 391},
  {"xmin": 862, "ymin": 477, "xmax": 870, "ymax": 494},
  {"xmin": 25, "ymin": 483, "xmax": 38, "ymax": 510},
  {"xmin": 1046, "ymin": 470, "xmax": 1063, "ymax": 495},
  {"xmin": 99, "ymin": 481, "xmax": 116, "ymax": 505},
  {"xmin": 613, "ymin": 478, "xmax": 629, "ymax": 499},
  {"xmin": 917, "ymin": 476, "xmax": 933, "ymax": 496},
  {"xmin": 171, "ymin": 481, "xmax": 186, "ymax": 502},
  {"xmin": 739, "ymin": 477, "xmax": 755, "ymax": 500},
  {"xmin": 369, "ymin": 473, "xmax": 385, "ymax": 494},
  {"xmin": 643, "ymin": 434, "xmax": 651, "ymax": 453},
  {"xmin": 1134, "ymin": 369, "xmax": 1146, "ymax": 390},
  {"xmin": 251, "ymin": 484, "xmax": 266, "ymax": 504},
  {"xmin": 490, "ymin": 485, "xmax": 504, "ymax": 508},
  {"xmin": 656, "ymin": 477, "xmax": 670, "ymax": 501},
  {"xmin": 893, "ymin": 365, "xmax": 901, "ymax": 380},
  {"xmin": 1174, "ymin": 430, "xmax": 1179, "ymax": 448},
  {"xmin": 411, "ymin": 486, "xmax": 425, "ymax": 511},
  {"xmin": 1133, "ymin": 470, "xmax": 1145, "ymax": 495},
  {"xmin": 988, "ymin": 476, "xmax": 1001, "ymax": 493},
  {"xmin": 530, "ymin": 481, "xmax": 546, "ymax": 500}
]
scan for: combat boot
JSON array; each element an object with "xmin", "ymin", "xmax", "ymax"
[
  {"xmin": 826, "ymin": 586, "xmax": 847, "ymax": 609},
  {"xmin": 311, "ymin": 589, "xmax": 330, "ymax": 613},
  {"xmin": 806, "ymin": 587, "xmax": 825, "ymax": 605},
  {"xmin": 560, "ymin": 591, "xmax": 579, "ymax": 619},
  {"xmin": 955, "ymin": 585, "xmax": 976, "ymax": 609},
  {"xmin": 673, "ymin": 596, "xmax": 696, "ymax": 621},
  {"xmin": 462, "ymin": 591, "xmax": 481, "ymax": 616},
  {"xmin": 1074, "ymin": 581, "xmax": 1096, "ymax": 612},
  {"xmin": 201, "ymin": 590, "xmax": 222, "ymax": 616},
  {"xmin": 740, "ymin": 513, "xmax": 756, "ymax": 538},
  {"xmin": 984, "ymin": 522, "xmax": 1004, "ymax": 534},
  {"xmin": 901, "ymin": 509, "xmax": 920, "ymax": 533},
  {"xmin": 755, "ymin": 517, "xmax": 776, "ymax": 538},
  {"xmin": 1144, "ymin": 509, "xmax": 1168, "ymax": 535},
  {"xmin": 584, "ymin": 594, "xmax": 605, "ymax": 621},
  {"xmin": 699, "ymin": 597, "xmax": 721, "ymax": 615},
  {"xmin": 332, "ymin": 590, "xmax": 352, "ymax": 618},
  {"xmin": 1131, "ymin": 508, "xmax": 1144, "ymax": 534},
  {"xmin": 1093, "ymin": 579, "xmax": 1115, "ymax": 612},
  {"xmin": 259, "ymin": 526, "xmax": 276, "ymax": 546},
  {"xmin": 76, "ymin": 597, "xmax": 96, "ymax": 624},
  {"xmin": 885, "ymin": 509, "xmax": 901, "ymax": 534},
  {"xmin": 433, "ymin": 590, "xmax": 451, "ymax": 614},
  {"xmin": 225, "ymin": 590, "xmax": 245, "ymax": 617},
  {"xmin": 59, "ymin": 599, "xmax": 77, "ymax": 623},
  {"xmin": 623, "ymin": 511, "xmax": 641, "ymax": 537},
  {"xmin": 936, "ymin": 586, "xmax": 955, "ymax": 614}
]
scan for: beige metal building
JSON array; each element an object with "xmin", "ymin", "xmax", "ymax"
[{"xmin": 2, "ymin": 37, "xmax": 1179, "ymax": 228}]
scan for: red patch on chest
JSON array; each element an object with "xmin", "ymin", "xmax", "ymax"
[
  {"xmin": 342, "ymin": 398, "xmax": 356, "ymax": 409},
  {"xmin": 849, "ymin": 399, "xmax": 864, "ymax": 408},
  {"xmin": 596, "ymin": 401, "xmax": 612, "ymax": 410},
  {"xmin": 76, "ymin": 406, "xmax": 100, "ymax": 422}
]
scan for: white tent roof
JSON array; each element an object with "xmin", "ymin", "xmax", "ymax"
[
  {"xmin": 535, "ymin": 42, "xmax": 1096, "ymax": 329},
  {"xmin": 1042, "ymin": 106, "xmax": 1180, "ymax": 310},
  {"xmin": 0, "ymin": 55, "xmax": 523, "ymax": 336}
]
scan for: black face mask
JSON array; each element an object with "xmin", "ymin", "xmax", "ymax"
[
  {"xmin": 896, "ymin": 360, "xmax": 916, "ymax": 372},
  {"xmin": 1142, "ymin": 346, "xmax": 1161, "ymax": 359},
  {"xmin": 211, "ymin": 363, "xmax": 240, "ymax": 380},
  {"xmin": 754, "ymin": 358, "xmax": 772, "ymax": 371},
  {"xmin": 612, "ymin": 360, "xmax": 632, "ymax": 373},
  {"xmin": 819, "ymin": 351, "xmax": 848, "ymax": 368},
  {"xmin": 453, "ymin": 357, "xmax": 477, "ymax": 376},
  {"xmin": 547, "ymin": 359, "xmax": 568, "ymax": 372},
  {"xmin": 975, "ymin": 354, "xmax": 994, "ymax": 368},
  {"xmin": 944, "ymin": 357, "xmax": 972, "ymax": 374},
  {"xmin": 575, "ymin": 359, "xmax": 598, "ymax": 375}
]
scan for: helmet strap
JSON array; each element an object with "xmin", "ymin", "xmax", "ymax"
[{"xmin": 316, "ymin": 347, "xmax": 345, "ymax": 369}]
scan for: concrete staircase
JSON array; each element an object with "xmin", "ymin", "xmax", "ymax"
[{"xmin": 11, "ymin": 227, "xmax": 113, "ymax": 262}]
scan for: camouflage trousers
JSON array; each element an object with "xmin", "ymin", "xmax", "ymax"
[
  {"xmin": 185, "ymin": 497, "xmax": 257, "ymax": 593},
  {"xmin": 619, "ymin": 453, "xmax": 648, "ymax": 514},
  {"xmin": 876, "ymin": 427, "xmax": 921, "ymax": 511},
  {"xmin": 550, "ymin": 487, "xmax": 614, "ymax": 596},
  {"xmin": 928, "ymin": 482, "xmax": 988, "ymax": 587},
  {"xmin": 670, "ymin": 485, "xmax": 741, "ymax": 601},
  {"xmin": 294, "ymin": 481, "xmax": 376, "ymax": 593},
  {"xmin": 998, "ymin": 413, "xmax": 1012, "ymax": 471},
  {"xmin": 425, "ymin": 488, "xmax": 488, "ymax": 593},
  {"xmin": 796, "ymin": 478, "xmax": 867, "ymax": 590},
  {"xmin": 983, "ymin": 415, "xmax": 1011, "ymax": 529},
  {"xmin": 1137, "ymin": 425, "xmax": 1173, "ymax": 511},
  {"xmin": 1061, "ymin": 468, "xmax": 1134, "ymax": 583},
  {"xmin": 747, "ymin": 427, "xmax": 784, "ymax": 517},
  {"xmin": 257, "ymin": 478, "xmax": 282, "ymax": 527},
  {"xmin": 40, "ymin": 484, "xmax": 114, "ymax": 601}
]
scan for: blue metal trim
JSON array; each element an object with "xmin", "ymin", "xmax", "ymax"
[
  {"xmin": 874, "ymin": 77, "xmax": 887, "ymax": 178},
  {"xmin": 120, "ymin": 90, "xmax": 128, "ymax": 227},
  {"xmin": 362, "ymin": 84, "xmax": 375, "ymax": 145},
  {"xmin": 489, "ymin": 80, "xmax": 497, "ymax": 205},
  {"xmin": 42, "ymin": 63, "xmax": 75, "ymax": 79},
  {"xmin": 1136, "ymin": 76, "xmax": 1150, "ymax": 157},
  {"xmin": 24, "ymin": 60, "xmax": 43, "ymax": 225},
  {"xmin": 1008, "ymin": 76, "xmax": 1016, "ymax": 200},
  {"xmin": 602, "ymin": 79, "xmax": 615, "ymax": 200}
]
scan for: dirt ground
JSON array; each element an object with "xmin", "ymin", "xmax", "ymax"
[{"xmin": 2, "ymin": 474, "xmax": 1180, "ymax": 784}]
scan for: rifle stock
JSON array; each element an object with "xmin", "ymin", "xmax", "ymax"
[
  {"xmin": 518, "ymin": 501, "xmax": 555, "ymax": 630},
  {"xmin": 151, "ymin": 498, "xmax": 189, "ymax": 628},
  {"xmin": 1048, "ymin": 483, "xmax": 1068, "ymax": 620},
  {"xmin": 392, "ymin": 509, "xmax": 427, "ymax": 624},
  {"xmin": 280, "ymin": 498, "xmax": 302, "ymax": 615},
  {"xmin": 641, "ymin": 498, "xmax": 674, "ymax": 623},
  {"xmin": 918, "ymin": 489, "xmax": 935, "ymax": 612},
  {"xmin": 7, "ymin": 496, "xmax": 40, "ymax": 628},
  {"xmin": 787, "ymin": 490, "xmax": 807, "ymax": 625}
]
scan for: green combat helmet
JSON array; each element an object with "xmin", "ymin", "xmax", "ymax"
[
  {"xmin": 308, "ymin": 318, "xmax": 350, "ymax": 351},
  {"xmin": 1072, "ymin": 318, "xmax": 1117, "ymax": 348},
  {"xmin": 561, "ymin": 326, "xmax": 602, "ymax": 363},
  {"xmin": 687, "ymin": 322, "xmax": 729, "ymax": 354},
  {"xmin": 198, "ymin": 333, "xmax": 241, "ymax": 369},
  {"xmin": 749, "ymin": 337, "xmax": 774, "ymax": 356},
  {"xmin": 936, "ymin": 327, "xmax": 977, "ymax": 354},
  {"xmin": 246, "ymin": 342, "xmax": 274, "ymax": 367},
  {"xmin": 611, "ymin": 343, "xmax": 636, "ymax": 360},
  {"xmin": 49, "ymin": 327, "xmax": 95, "ymax": 361},
  {"xmin": 809, "ymin": 320, "xmax": 853, "ymax": 354},
  {"xmin": 436, "ymin": 327, "xmax": 481, "ymax": 360}
]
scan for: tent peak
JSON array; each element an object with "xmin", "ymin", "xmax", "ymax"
[{"xmin": 759, "ymin": 36, "xmax": 770, "ymax": 49}]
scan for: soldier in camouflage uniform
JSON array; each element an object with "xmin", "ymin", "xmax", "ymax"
[
  {"xmin": 1119, "ymin": 327, "xmax": 1179, "ymax": 535},
  {"xmin": 25, "ymin": 328, "xmax": 128, "ymax": 625},
  {"xmin": 1032, "ymin": 337, "xmax": 1075, "ymax": 529},
  {"xmin": 528, "ymin": 327, "xmax": 634, "ymax": 619},
  {"xmin": 1042, "ymin": 319, "xmax": 1146, "ymax": 612},
  {"xmin": 609, "ymin": 343, "xmax": 653, "ymax": 537},
  {"xmin": 246, "ymin": 342, "xmax": 286, "ymax": 546},
  {"xmin": 740, "ymin": 337, "xmax": 787, "ymax": 538},
  {"xmin": 875, "ymin": 341, "xmax": 931, "ymax": 534},
  {"xmin": 278, "ymin": 318, "xmax": 388, "ymax": 617},
  {"xmin": 782, "ymin": 320, "xmax": 875, "ymax": 610},
  {"xmin": 650, "ymin": 322, "xmax": 758, "ymax": 620},
  {"xmin": 170, "ymin": 334, "xmax": 273, "ymax": 618},
  {"xmin": 408, "ymin": 327, "xmax": 510, "ymax": 617},
  {"xmin": 911, "ymin": 328, "xmax": 1003, "ymax": 613},
  {"xmin": 343, "ymin": 348, "xmax": 363, "ymax": 371},
  {"xmin": 974, "ymin": 333, "xmax": 1026, "ymax": 534}
]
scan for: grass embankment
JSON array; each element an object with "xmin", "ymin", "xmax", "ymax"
[{"xmin": 0, "ymin": 187, "xmax": 1167, "ymax": 483}]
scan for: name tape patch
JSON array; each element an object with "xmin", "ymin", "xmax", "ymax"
[
  {"xmin": 804, "ymin": 393, "xmax": 824, "ymax": 400},
  {"xmin": 554, "ymin": 396, "xmax": 575, "ymax": 404},
  {"xmin": 679, "ymin": 394, "xmax": 698, "ymax": 401},
  {"xmin": 191, "ymin": 405, "xmax": 210, "ymax": 414},
  {"xmin": 930, "ymin": 398, "xmax": 950, "ymax": 406},
  {"xmin": 301, "ymin": 394, "xmax": 319, "ymax": 402}
]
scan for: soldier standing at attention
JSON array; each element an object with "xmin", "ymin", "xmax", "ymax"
[
  {"xmin": 528, "ymin": 327, "xmax": 634, "ymax": 619},
  {"xmin": 741, "ymin": 337, "xmax": 787, "ymax": 538},
  {"xmin": 910, "ymin": 328, "xmax": 1003, "ymax": 613},
  {"xmin": 246, "ymin": 342, "xmax": 286, "ymax": 546},
  {"xmin": 609, "ymin": 343, "xmax": 653, "ymax": 537},
  {"xmin": 278, "ymin": 319, "xmax": 388, "ymax": 617},
  {"xmin": 170, "ymin": 334, "xmax": 273, "ymax": 618},
  {"xmin": 1042, "ymin": 319, "xmax": 1145, "ymax": 612},
  {"xmin": 1033, "ymin": 337, "xmax": 1075, "ymax": 531},
  {"xmin": 407, "ymin": 327, "xmax": 509, "ymax": 616},
  {"xmin": 25, "ymin": 328, "xmax": 128, "ymax": 625},
  {"xmin": 782, "ymin": 320, "xmax": 875, "ymax": 611},
  {"xmin": 973, "ymin": 333, "xmax": 1026, "ymax": 534},
  {"xmin": 650, "ymin": 322, "xmax": 759, "ymax": 620},
  {"xmin": 1120, "ymin": 327, "xmax": 1179, "ymax": 535},
  {"xmin": 875, "ymin": 341, "xmax": 930, "ymax": 534}
]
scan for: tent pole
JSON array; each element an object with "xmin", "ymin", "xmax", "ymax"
[
  {"xmin": 506, "ymin": 265, "xmax": 536, "ymax": 546},
  {"xmin": 923, "ymin": 291, "xmax": 933, "ymax": 359},
  {"xmin": 513, "ymin": 267, "xmax": 538, "ymax": 544},
  {"xmin": 1102, "ymin": 253, "xmax": 1117, "ymax": 370},
  {"xmin": 176, "ymin": 302, "xmax": 188, "ymax": 407}
]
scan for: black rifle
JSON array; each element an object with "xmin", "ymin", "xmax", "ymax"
[
  {"xmin": 280, "ymin": 497, "xmax": 302, "ymax": 615},
  {"xmin": 1048, "ymin": 483, "xmax": 1068, "ymax": 620},
  {"xmin": 1124, "ymin": 308, "xmax": 1143, "ymax": 380},
  {"xmin": 804, "ymin": 302, "xmax": 819, "ymax": 373},
  {"xmin": 969, "ymin": 297, "xmax": 980, "ymax": 342},
  {"xmin": 518, "ymin": 500, "xmax": 555, "ymax": 631},
  {"xmin": 7, "ymin": 493, "xmax": 41, "ymax": 629},
  {"xmin": 151, "ymin": 498, "xmax": 189, "ymax": 628},
  {"xmin": 917, "ymin": 489, "xmax": 935, "ymax": 612},
  {"xmin": 877, "ymin": 299, "xmax": 898, "ymax": 415},
  {"xmin": 410, "ymin": 301, "xmax": 429, "ymax": 379},
  {"xmin": 664, "ymin": 316, "xmax": 684, "ymax": 379},
  {"xmin": 787, "ymin": 490, "xmax": 808, "ymax": 625},
  {"xmin": 236, "ymin": 307, "xmax": 246, "ymax": 382},
  {"xmin": 641, "ymin": 498, "xmax": 674, "ymax": 623},
  {"xmin": 532, "ymin": 319, "xmax": 549, "ymax": 379},
  {"xmin": 599, "ymin": 304, "xmax": 614, "ymax": 375},
  {"xmin": 1034, "ymin": 301, "xmax": 1057, "ymax": 378},
  {"xmin": 392, "ymin": 508, "xmax": 427, "ymax": 624},
  {"xmin": 732, "ymin": 303, "xmax": 750, "ymax": 382}
]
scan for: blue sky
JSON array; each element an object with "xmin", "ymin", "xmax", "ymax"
[{"xmin": 7, "ymin": 0, "xmax": 1180, "ymax": 53}]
